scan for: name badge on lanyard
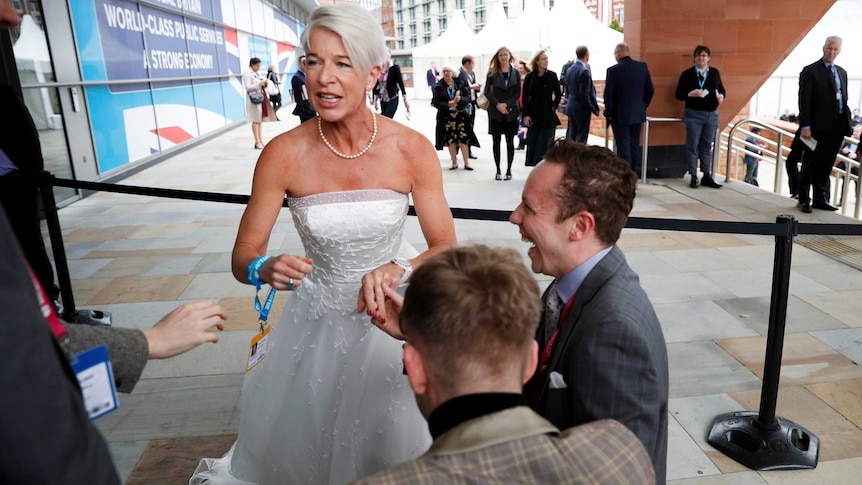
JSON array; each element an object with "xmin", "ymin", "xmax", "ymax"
[
  {"xmin": 71, "ymin": 345, "xmax": 119, "ymax": 419},
  {"xmin": 246, "ymin": 270, "xmax": 277, "ymax": 372}
]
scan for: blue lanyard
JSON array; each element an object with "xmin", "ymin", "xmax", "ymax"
[
  {"xmin": 447, "ymin": 86, "xmax": 455, "ymax": 99},
  {"xmin": 697, "ymin": 69, "xmax": 707, "ymax": 90},
  {"xmin": 503, "ymin": 70, "xmax": 510, "ymax": 87},
  {"xmin": 248, "ymin": 256, "xmax": 277, "ymax": 327}
]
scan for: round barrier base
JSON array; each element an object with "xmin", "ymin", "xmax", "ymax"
[{"xmin": 707, "ymin": 411, "xmax": 819, "ymax": 471}]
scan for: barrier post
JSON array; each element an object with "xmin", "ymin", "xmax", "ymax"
[
  {"xmin": 38, "ymin": 172, "xmax": 112, "ymax": 326},
  {"xmin": 707, "ymin": 215, "xmax": 819, "ymax": 470}
]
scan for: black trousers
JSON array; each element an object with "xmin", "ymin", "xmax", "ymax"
[
  {"xmin": 0, "ymin": 172, "xmax": 59, "ymax": 300},
  {"xmin": 799, "ymin": 118, "xmax": 846, "ymax": 205}
]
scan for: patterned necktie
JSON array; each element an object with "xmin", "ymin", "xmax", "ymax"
[
  {"xmin": 829, "ymin": 64, "xmax": 843, "ymax": 113},
  {"xmin": 544, "ymin": 281, "xmax": 563, "ymax": 345}
]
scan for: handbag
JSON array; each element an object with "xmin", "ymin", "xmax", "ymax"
[
  {"xmin": 476, "ymin": 91, "xmax": 490, "ymax": 110},
  {"xmin": 249, "ymin": 92, "xmax": 264, "ymax": 104},
  {"xmin": 265, "ymin": 80, "xmax": 280, "ymax": 96}
]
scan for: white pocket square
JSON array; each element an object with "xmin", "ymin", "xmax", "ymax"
[{"xmin": 549, "ymin": 371, "xmax": 568, "ymax": 389}]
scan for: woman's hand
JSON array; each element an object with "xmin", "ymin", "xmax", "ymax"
[
  {"xmin": 259, "ymin": 254, "xmax": 313, "ymax": 290},
  {"xmin": 497, "ymin": 102, "xmax": 508, "ymax": 115},
  {"xmin": 357, "ymin": 262, "xmax": 406, "ymax": 323},
  {"xmin": 523, "ymin": 115, "xmax": 532, "ymax": 127},
  {"xmin": 370, "ymin": 284, "xmax": 405, "ymax": 341}
]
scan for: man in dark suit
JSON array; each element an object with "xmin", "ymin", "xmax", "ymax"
[
  {"xmin": 510, "ymin": 140, "xmax": 669, "ymax": 484},
  {"xmin": 291, "ymin": 55, "xmax": 316, "ymax": 123},
  {"xmin": 604, "ymin": 42, "xmax": 655, "ymax": 173},
  {"xmin": 425, "ymin": 62, "xmax": 439, "ymax": 98},
  {"xmin": 796, "ymin": 35, "xmax": 852, "ymax": 213},
  {"xmin": 564, "ymin": 46, "xmax": 599, "ymax": 143},
  {"xmin": 361, "ymin": 245, "xmax": 655, "ymax": 484},
  {"xmin": 458, "ymin": 55, "xmax": 481, "ymax": 159}
]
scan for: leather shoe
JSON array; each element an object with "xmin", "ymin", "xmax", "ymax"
[
  {"xmin": 701, "ymin": 177, "xmax": 723, "ymax": 189},
  {"xmin": 468, "ymin": 153, "xmax": 478, "ymax": 159},
  {"xmin": 689, "ymin": 177, "xmax": 699, "ymax": 188},
  {"xmin": 790, "ymin": 193, "xmax": 799, "ymax": 199},
  {"xmin": 797, "ymin": 201, "xmax": 812, "ymax": 213},
  {"xmin": 812, "ymin": 201, "xmax": 838, "ymax": 211}
]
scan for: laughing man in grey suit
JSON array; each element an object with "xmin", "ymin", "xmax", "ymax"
[{"xmin": 510, "ymin": 139, "xmax": 669, "ymax": 484}]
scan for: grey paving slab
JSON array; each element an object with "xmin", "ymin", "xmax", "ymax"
[
  {"xmin": 142, "ymin": 255, "xmax": 205, "ymax": 276},
  {"xmin": 140, "ymin": 330, "xmax": 257, "ymax": 379},
  {"xmin": 669, "ymin": 393, "xmax": 748, "ymax": 452},
  {"xmin": 626, "ymin": 251, "xmax": 685, "ymax": 275},
  {"xmin": 67, "ymin": 257, "xmax": 112, "ymax": 279},
  {"xmin": 666, "ymin": 413, "xmax": 721, "ymax": 481},
  {"xmin": 667, "ymin": 341, "xmax": 763, "ymax": 398},
  {"xmin": 759, "ymin": 457, "xmax": 862, "ymax": 484},
  {"xmin": 107, "ymin": 440, "xmax": 149, "ymax": 483},
  {"xmin": 88, "ymin": 299, "xmax": 202, "ymax": 331},
  {"xmin": 653, "ymin": 247, "xmax": 753, "ymax": 273},
  {"xmin": 714, "ymin": 296, "xmax": 847, "ymax": 336},
  {"xmin": 669, "ymin": 472, "xmax": 767, "ymax": 484},
  {"xmin": 641, "ymin": 273, "xmax": 738, "ymax": 305},
  {"xmin": 95, "ymin": 385, "xmax": 241, "ymax": 441},
  {"xmin": 701, "ymin": 268, "xmax": 832, "ymax": 299},
  {"xmin": 654, "ymin": 300, "xmax": 759, "ymax": 343},
  {"xmin": 792, "ymin": 260, "xmax": 862, "ymax": 291},
  {"xmin": 810, "ymin": 328, "xmax": 862, "ymax": 365}
]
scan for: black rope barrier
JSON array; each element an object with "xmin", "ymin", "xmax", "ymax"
[
  {"xmin": 45, "ymin": 174, "xmax": 862, "ymax": 237},
  {"xmin": 38, "ymin": 171, "xmax": 862, "ymax": 471}
]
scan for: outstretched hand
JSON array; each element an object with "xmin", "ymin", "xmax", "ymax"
[
  {"xmin": 370, "ymin": 284, "xmax": 405, "ymax": 341},
  {"xmin": 143, "ymin": 300, "xmax": 228, "ymax": 359}
]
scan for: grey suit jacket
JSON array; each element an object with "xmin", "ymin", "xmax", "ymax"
[
  {"xmin": 353, "ymin": 407, "xmax": 655, "ymax": 484},
  {"xmin": 527, "ymin": 245, "xmax": 669, "ymax": 484}
]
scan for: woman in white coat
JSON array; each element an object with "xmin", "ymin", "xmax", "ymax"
[{"xmin": 243, "ymin": 57, "xmax": 276, "ymax": 149}]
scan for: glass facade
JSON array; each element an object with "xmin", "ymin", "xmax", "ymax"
[{"xmin": 66, "ymin": 0, "xmax": 305, "ymax": 174}]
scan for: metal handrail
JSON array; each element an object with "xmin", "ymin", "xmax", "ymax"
[
  {"xmin": 723, "ymin": 118, "xmax": 795, "ymax": 190},
  {"xmin": 722, "ymin": 118, "xmax": 862, "ymax": 218}
]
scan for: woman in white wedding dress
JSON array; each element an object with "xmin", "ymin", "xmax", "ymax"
[{"xmin": 190, "ymin": 5, "xmax": 456, "ymax": 484}]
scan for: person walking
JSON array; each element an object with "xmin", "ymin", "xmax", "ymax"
[{"xmin": 373, "ymin": 52, "xmax": 409, "ymax": 119}]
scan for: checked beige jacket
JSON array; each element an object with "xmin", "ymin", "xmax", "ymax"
[{"xmin": 353, "ymin": 406, "xmax": 655, "ymax": 484}]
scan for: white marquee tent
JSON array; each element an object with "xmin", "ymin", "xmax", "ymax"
[
  {"xmin": 412, "ymin": 10, "xmax": 479, "ymax": 98},
  {"xmin": 13, "ymin": 15, "xmax": 60, "ymax": 130},
  {"xmin": 547, "ymin": 0, "xmax": 622, "ymax": 81}
]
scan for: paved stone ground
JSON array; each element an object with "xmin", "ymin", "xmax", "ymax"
[{"xmin": 49, "ymin": 91, "xmax": 862, "ymax": 484}]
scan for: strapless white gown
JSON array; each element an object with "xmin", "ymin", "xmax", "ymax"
[{"xmin": 191, "ymin": 190, "xmax": 431, "ymax": 485}]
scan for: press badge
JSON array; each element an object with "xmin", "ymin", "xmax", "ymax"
[
  {"xmin": 246, "ymin": 325, "xmax": 271, "ymax": 372},
  {"xmin": 71, "ymin": 345, "xmax": 119, "ymax": 419}
]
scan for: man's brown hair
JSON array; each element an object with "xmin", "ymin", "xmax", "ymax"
[
  {"xmin": 399, "ymin": 245, "xmax": 541, "ymax": 390},
  {"xmin": 543, "ymin": 139, "xmax": 637, "ymax": 245}
]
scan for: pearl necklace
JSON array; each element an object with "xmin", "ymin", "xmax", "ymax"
[{"xmin": 317, "ymin": 110, "xmax": 377, "ymax": 159}]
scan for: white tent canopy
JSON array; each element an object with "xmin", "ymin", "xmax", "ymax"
[
  {"xmin": 412, "ymin": 10, "xmax": 479, "ymax": 98},
  {"xmin": 473, "ymin": 2, "xmax": 511, "ymax": 55},
  {"xmin": 13, "ymin": 15, "xmax": 59, "ymax": 130},
  {"xmin": 547, "ymin": 0, "xmax": 622, "ymax": 81}
]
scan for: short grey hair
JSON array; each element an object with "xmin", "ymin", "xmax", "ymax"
[
  {"xmin": 614, "ymin": 43, "xmax": 630, "ymax": 55},
  {"xmin": 300, "ymin": 4, "xmax": 387, "ymax": 76},
  {"xmin": 824, "ymin": 35, "xmax": 843, "ymax": 47}
]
